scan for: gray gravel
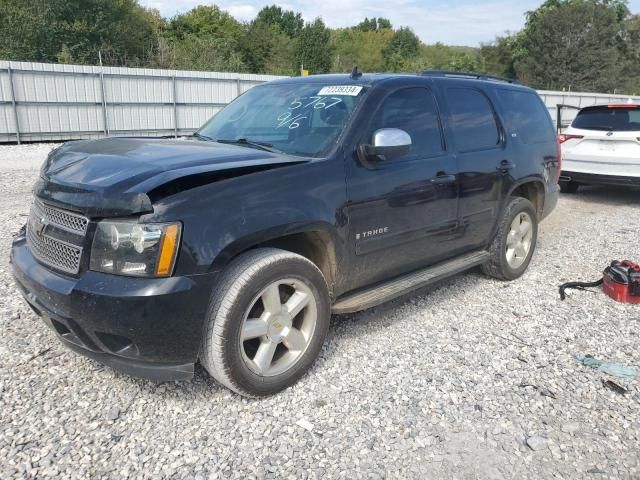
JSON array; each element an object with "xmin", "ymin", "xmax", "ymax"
[{"xmin": 1, "ymin": 143, "xmax": 639, "ymax": 479}]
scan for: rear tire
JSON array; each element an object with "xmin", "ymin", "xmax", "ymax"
[
  {"xmin": 482, "ymin": 196, "xmax": 538, "ymax": 281},
  {"xmin": 560, "ymin": 181, "xmax": 579, "ymax": 193},
  {"xmin": 200, "ymin": 248, "xmax": 330, "ymax": 397}
]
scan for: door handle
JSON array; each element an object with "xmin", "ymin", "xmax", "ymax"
[
  {"xmin": 497, "ymin": 160, "xmax": 516, "ymax": 173},
  {"xmin": 431, "ymin": 173, "xmax": 456, "ymax": 186}
]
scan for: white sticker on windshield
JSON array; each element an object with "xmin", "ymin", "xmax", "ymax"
[{"xmin": 317, "ymin": 85, "xmax": 363, "ymax": 96}]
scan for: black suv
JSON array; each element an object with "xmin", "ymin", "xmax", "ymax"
[{"xmin": 11, "ymin": 71, "xmax": 559, "ymax": 396}]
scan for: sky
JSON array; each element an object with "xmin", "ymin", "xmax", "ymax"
[{"xmin": 141, "ymin": 0, "xmax": 640, "ymax": 46}]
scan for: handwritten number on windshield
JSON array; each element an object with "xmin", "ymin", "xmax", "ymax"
[
  {"xmin": 277, "ymin": 112, "xmax": 307, "ymax": 129},
  {"xmin": 288, "ymin": 96, "xmax": 342, "ymax": 110},
  {"xmin": 278, "ymin": 96, "xmax": 343, "ymax": 129}
]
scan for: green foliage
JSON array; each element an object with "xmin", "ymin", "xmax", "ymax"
[
  {"xmin": 377, "ymin": 19, "xmax": 393, "ymax": 30},
  {"xmin": 0, "ymin": 0, "xmax": 60, "ymax": 62},
  {"xmin": 295, "ymin": 19, "xmax": 333, "ymax": 74},
  {"xmin": 447, "ymin": 53, "xmax": 480, "ymax": 72},
  {"xmin": 619, "ymin": 14, "xmax": 640, "ymax": 93},
  {"xmin": 383, "ymin": 27, "xmax": 420, "ymax": 70},
  {"xmin": 0, "ymin": 0, "xmax": 158, "ymax": 66},
  {"xmin": 479, "ymin": 35, "xmax": 519, "ymax": 78},
  {"xmin": 255, "ymin": 5, "xmax": 303, "ymax": 37},
  {"xmin": 516, "ymin": 0, "xmax": 630, "ymax": 91},
  {"xmin": 402, "ymin": 43, "xmax": 481, "ymax": 73},
  {"xmin": 331, "ymin": 28, "xmax": 394, "ymax": 72},
  {"xmin": 239, "ymin": 20, "xmax": 295, "ymax": 74},
  {"xmin": 164, "ymin": 5, "xmax": 245, "ymax": 71},
  {"xmin": 355, "ymin": 17, "xmax": 392, "ymax": 32},
  {"xmin": 168, "ymin": 34, "xmax": 245, "ymax": 72},
  {"xmin": 238, "ymin": 5, "xmax": 301, "ymax": 74},
  {"xmin": 167, "ymin": 5, "xmax": 242, "ymax": 41}
]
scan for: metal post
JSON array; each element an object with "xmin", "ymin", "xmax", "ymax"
[
  {"xmin": 99, "ymin": 72, "xmax": 109, "ymax": 136},
  {"xmin": 172, "ymin": 75, "xmax": 178, "ymax": 138},
  {"xmin": 7, "ymin": 67, "xmax": 21, "ymax": 144},
  {"xmin": 236, "ymin": 78, "xmax": 242, "ymax": 98}
]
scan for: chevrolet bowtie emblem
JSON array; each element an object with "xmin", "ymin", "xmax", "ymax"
[{"xmin": 33, "ymin": 216, "xmax": 49, "ymax": 237}]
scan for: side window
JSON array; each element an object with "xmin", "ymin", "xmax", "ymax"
[
  {"xmin": 446, "ymin": 88, "xmax": 500, "ymax": 152},
  {"xmin": 628, "ymin": 110, "xmax": 640, "ymax": 128},
  {"xmin": 497, "ymin": 89, "xmax": 554, "ymax": 144},
  {"xmin": 369, "ymin": 87, "xmax": 444, "ymax": 160}
]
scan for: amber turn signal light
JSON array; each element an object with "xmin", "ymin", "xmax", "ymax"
[{"xmin": 155, "ymin": 224, "xmax": 181, "ymax": 277}]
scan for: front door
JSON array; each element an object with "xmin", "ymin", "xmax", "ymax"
[{"xmin": 345, "ymin": 86, "xmax": 459, "ymax": 290}]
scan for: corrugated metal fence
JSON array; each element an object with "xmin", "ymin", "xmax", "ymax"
[
  {"xmin": 2, "ymin": 60, "xmax": 640, "ymax": 143},
  {"xmin": 0, "ymin": 61, "xmax": 284, "ymax": 143},
  {"xmin": 538, "ymin": 90, "xmax": 640, "ymax": 128}
]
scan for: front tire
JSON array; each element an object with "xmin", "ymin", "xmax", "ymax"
[
  {"xmin": 482, "ymin": 196, "xmax": 538, "ymax": 281},
  {"xmin": 200, "ymin": 248, "xmax": 331, "ymax": 397}
]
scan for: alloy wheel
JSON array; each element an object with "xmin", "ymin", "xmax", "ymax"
[
  {"xmin": 505, "ymin": 212, "xmax": 533, "ymax": 269},
  {"xmin": 240, "ymin": 279, "xmax": 317, "ymax": 377}
]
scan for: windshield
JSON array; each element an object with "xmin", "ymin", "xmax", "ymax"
[
  {"xmin": 196, "ymin": 83, "xmax": 366, "ymax": 157},
  {"xmin": 572, "ymin": 106, "xmax": 640, "ymax": 132}
]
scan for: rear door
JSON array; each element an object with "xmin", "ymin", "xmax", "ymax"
[
  {"xmin": 496, "ymin": 87, "xmax": 560, "ymax": 189},
  {"xmin": 561, "ymin": 105, "xmax": 640, "ymax": 177},
  {"xmin": 440, "ymin": 85, "xmax": 506, "ymax": 248}
]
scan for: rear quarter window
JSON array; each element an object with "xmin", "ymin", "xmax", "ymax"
[
  {"xmin": 497, "ymin": 89, "xmax": 555, "ymax": 144},
  {"xmin": 445, "ymin": 88, "xmax": 500, "ymax": 152}
]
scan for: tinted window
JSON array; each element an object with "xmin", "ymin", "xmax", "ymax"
[
  {"xmin": 446, "ymin": 88, "xmax": 500, "ymax": 152},
  {"xmin": 572, "ymin": 106, "xmax": 640, "ymax": 132},
  {"xmin": 369, "ymin": 88, "xmax": 443, "ymax": 160},
  {"xmin": 497, "ymin": 89, "xmax": 554, "ymax": 144}
]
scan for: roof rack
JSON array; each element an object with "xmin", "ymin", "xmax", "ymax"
[{"xmin": 420, "ymin": 70, "xmax": 520, "ymax": 84}]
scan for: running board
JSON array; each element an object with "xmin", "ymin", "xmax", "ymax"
[{"xmin": 332, "ymin": 250, "xmax": 490, "ymax": 314}]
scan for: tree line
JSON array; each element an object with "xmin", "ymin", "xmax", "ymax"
[{"xmin": 0, "ymin": 0, "xmax": 638, "ymax": 94}]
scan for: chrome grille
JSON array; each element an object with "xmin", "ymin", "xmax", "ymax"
[
  {"xmin": 33, "ymin": 198, "xmax": 89, "ymax": 234},
  {"xmin": 26, "ymin": 200, "xmax": 85, "ymax": 274}
]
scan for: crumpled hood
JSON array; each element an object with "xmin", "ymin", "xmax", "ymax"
[{"xmin": 35, "ymin": 137, "xmax": 307, "ymax": 217}]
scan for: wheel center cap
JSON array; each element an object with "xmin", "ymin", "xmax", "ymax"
[{"xmin": 267, "ymin": 314, "xmax": 290, "ymax": 342}]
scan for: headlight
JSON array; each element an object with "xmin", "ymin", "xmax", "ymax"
[{"xmin": 90, "ymin": 221, "xmax": 181, "ymax": 277}]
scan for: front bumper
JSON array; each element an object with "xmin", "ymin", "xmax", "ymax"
[
  {"xmin": 10, "ymin": 235, "xmax": 215, "ymax": 382},
  {"xmin": 560, "ymin": 171, "xmax": 640, "ymax": 187}
]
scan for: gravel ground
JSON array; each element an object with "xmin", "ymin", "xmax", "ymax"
[{"xmin": 0, "ymin": 143, "xmax": 639, "ymax": 479}]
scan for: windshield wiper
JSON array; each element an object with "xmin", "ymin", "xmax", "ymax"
[
  {"xmin": 215, "ymin": 138, "xmax": 283, "ymax": 154},
  {"xmin": 193, "ymin": 132, "xmax": 215, "ymax": 142}
]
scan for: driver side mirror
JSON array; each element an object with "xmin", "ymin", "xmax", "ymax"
[{"xmin": 358, "ymin": 128, "xmax": 412, "ymax": 165}]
